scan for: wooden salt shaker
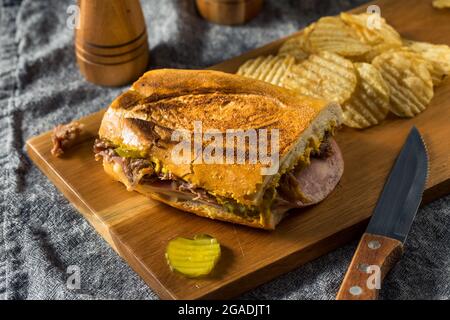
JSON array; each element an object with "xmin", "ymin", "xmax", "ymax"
[
  {"xmin": 75, "ymin": 0, "xmax": 149, "ymax": 87},
  {"xmin": 196, "ymin": 0, "xmax": 263, "ymax": 25}
]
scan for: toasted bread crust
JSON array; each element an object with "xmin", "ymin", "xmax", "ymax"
[{"xmin": 98, "ymin": 69, "xmax": 341, "ymax": 206}]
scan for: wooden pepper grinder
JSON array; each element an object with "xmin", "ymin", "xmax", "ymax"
[
  {"xmin": 196, "ymin": 0, "xmax": 263, "ymax": 25},
  {"xmin": 75, "ymin": 0, "xmax": 149, "ymax": 87}
]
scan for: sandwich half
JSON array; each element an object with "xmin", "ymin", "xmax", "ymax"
[{"xmin": 94, "ymin": 69, "xmax": 344, "ymax": 229}]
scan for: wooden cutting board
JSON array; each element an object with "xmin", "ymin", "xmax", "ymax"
[{"xmin": 26, "ymin": 0, "xmax": 450, "ymax": 299}]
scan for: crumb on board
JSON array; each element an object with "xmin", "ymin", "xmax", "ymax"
[{"xmin": 51, "ymin": 122, "xmax": 84, "ymax": 157}]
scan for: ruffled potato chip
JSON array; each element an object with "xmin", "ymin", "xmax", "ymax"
[
  {"xmin": 340, "ymin": 13, "xmax": 402, "ymax": 46},
  {"xmin": 278, "ymin": 24, "xmax": 315, "ymax": 62},
  {"xmin": 403, "ymin": 40, "xmax": 450, "ymax": 85},
  {"xmin": 236, "ymin": 55, "xmax": 296, "ymax": 87},
  {"xmin": 282, "ymin": 51, "xmax": 357, "ymax": 104},
  {"xmin": 305, "ymin": 16, "xmax": 372, "ymax": 59},
  {"xmin": 342, "ymin": 63, "xmax": 390, "ymax": 128},
  {"xmin": 278, "ymin": 36, "xmax": 310, "ymax": 62},
  {"xmin": 372, "ymin": 50, "xmax": 434, "ymax": 117},
  {"xmin": 340, "ymin": 13, "xmax": 402, "ymax": 61}
]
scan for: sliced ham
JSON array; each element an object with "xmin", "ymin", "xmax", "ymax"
[{"xmin": 273, "ymin": 138, "xmax": 343, "ymax": 213}]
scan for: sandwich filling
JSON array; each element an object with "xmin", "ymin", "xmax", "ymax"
[{"xmin": 93, "ymin": 132, "xmax": 343, "ymax": 222}]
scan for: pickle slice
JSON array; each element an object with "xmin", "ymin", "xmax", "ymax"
[
  {"xmin": 114, "ymin": 146, "xmax": 146, "ymax": 159},
  {"xmin": 165, "ymin": 234, "xmax": 221, "ymax": 278}
]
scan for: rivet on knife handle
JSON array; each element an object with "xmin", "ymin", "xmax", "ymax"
[{"xmin": 336, "ymin": 233, "xmax": 403, "ymax": 300}]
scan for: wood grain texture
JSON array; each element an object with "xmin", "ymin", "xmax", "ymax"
[
  {"xmin": 26, "ymin": 0, "xmax": 450, "ymax": 299},
  {"xmin": 196, "ymin": 0, "xmax": 264, "ymax": 25},
  {"xmin": 75, "ymin": 0, "xmax": 149, "ymax": 86},
  {"xmin": 336, "ymin": 233, "xmax": 403, "ymax": 300}
]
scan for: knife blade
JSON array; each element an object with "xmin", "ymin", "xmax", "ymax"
[
  {"xmin": 366, "ymin": 126, "xmax": 428, "ymax": 242},
  {"xmin": 336, "ymin": 126, "xmax": 428, "ymax": 300}
]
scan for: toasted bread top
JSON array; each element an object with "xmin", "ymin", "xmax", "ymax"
[{"xmin": 98, "ymin": 69, "xmax": 341, "ymax": 206}]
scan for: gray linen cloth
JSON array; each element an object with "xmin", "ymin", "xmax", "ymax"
[{"xmin": 1, "ymin": 0, "xmax": 449, "ymax": 300}]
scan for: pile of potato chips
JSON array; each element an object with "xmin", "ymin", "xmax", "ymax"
[{"xmin": 236, "ymin": 13, "xmax": 450, "ymax": 129}]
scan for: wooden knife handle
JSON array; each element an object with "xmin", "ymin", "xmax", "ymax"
[{"xmin": 336, "ymin": 233, "xmax": 403, "ymax": 300}]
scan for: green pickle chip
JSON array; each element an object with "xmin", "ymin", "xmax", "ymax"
[
  {"xmin": 114, "ymin": 147, "xmax": 145, "ymax": 159},
  {"xmin": 165, "ymin": 234, "xmax": 221, "ymax": 278}
]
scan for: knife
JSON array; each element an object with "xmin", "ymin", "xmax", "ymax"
[{"xmin": 336, "ymin": 126, "xmax": 428, "ymax": 300}]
